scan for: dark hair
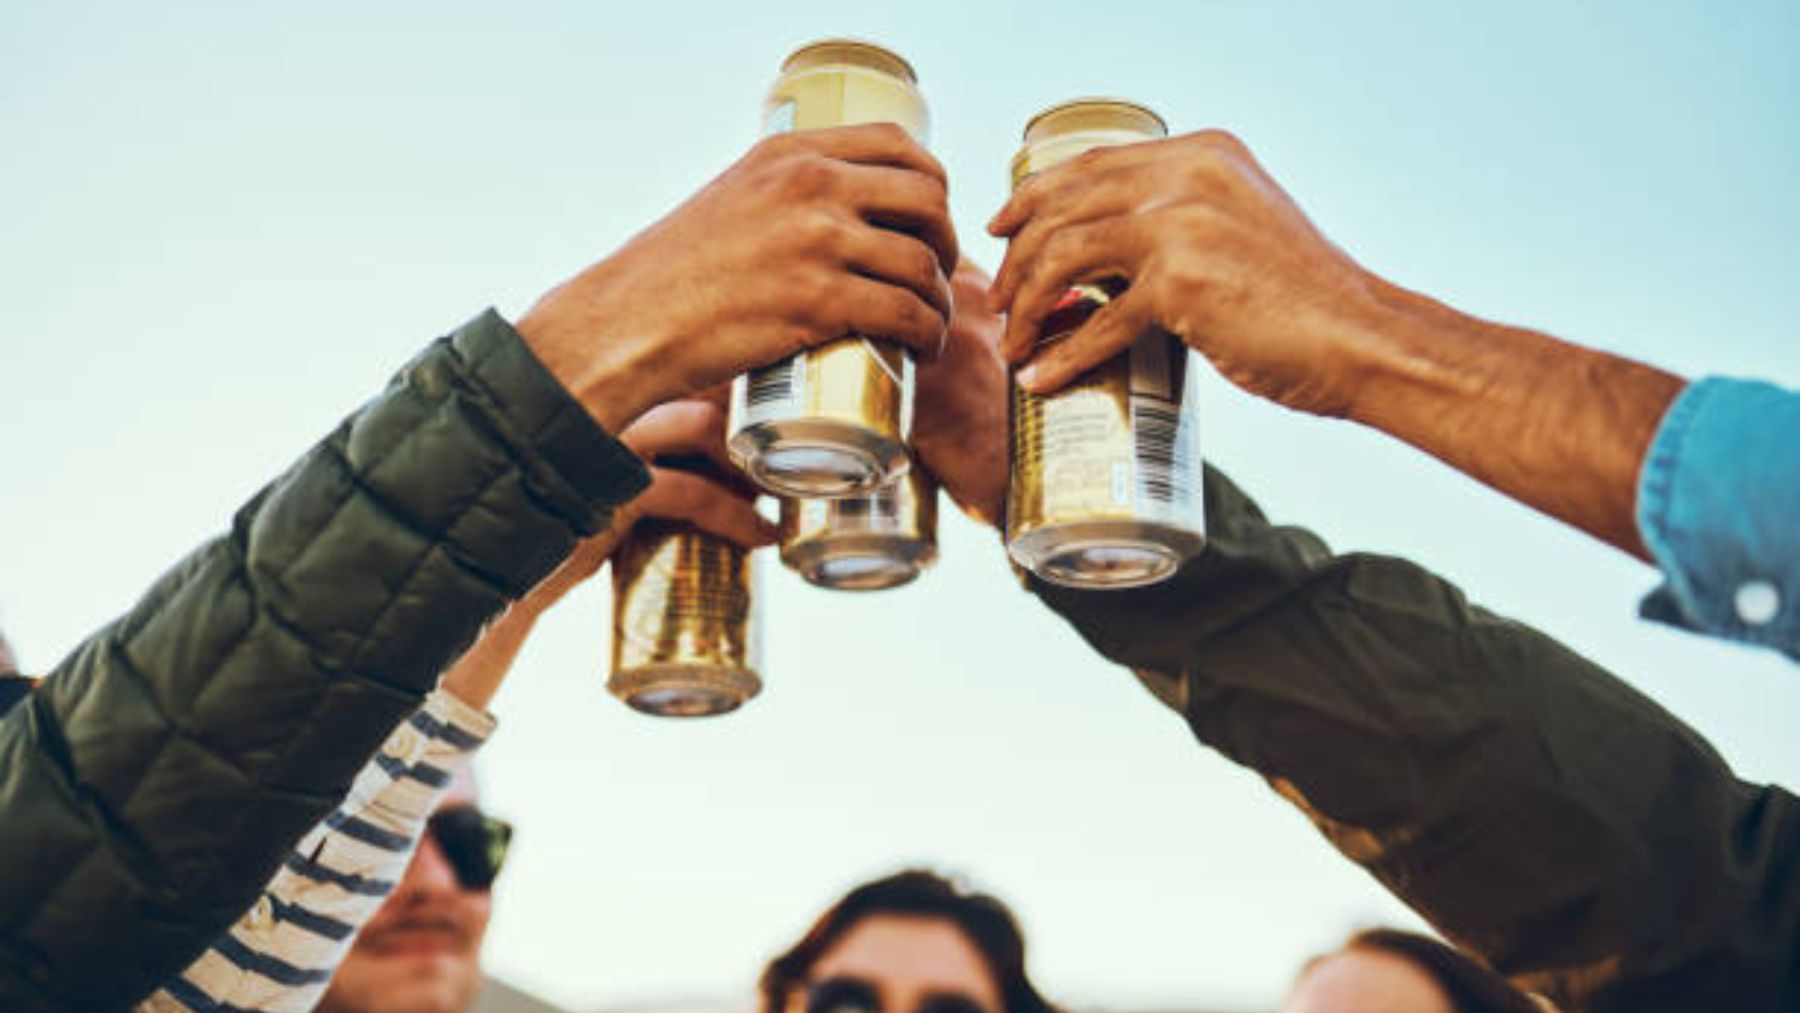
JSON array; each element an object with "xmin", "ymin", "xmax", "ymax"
[
  {"xmin": 1337, "ymin": 928, "xmax": 1543, "ymax": 1013},
  {"xmin": 759, "ymin": 870, "xmax": 1059, "ymax": 1013}
]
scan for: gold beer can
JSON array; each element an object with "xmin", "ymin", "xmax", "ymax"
[
  {"xmin": 1004, "ymin": 99, "xmax": 1206, "ymax": 589},
  {"xmin": 728, "ymin": 39, "xmax": 928, "ymax": 498},
  {"xmin": 779, "ymin": 465, "xmax": 938, "ymax": 591},
  {"xmin": 609, "ymin": 520, "xmax": 761, "ymax": 717}
]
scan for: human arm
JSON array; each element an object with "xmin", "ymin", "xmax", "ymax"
[
  {"xmin": 1, "ymin": 121, "xmax": 951, "ymax": 1010},
  {"xmin": 915, "ymin": 280, "xmax": 1799, "ymax": 1011},
  {"xmin": 986, "ymin": 130, "xmax": 1686, "ymax": 561},
  {"xmin": 141, "ymin": 686, "xmax": 496, "ymax": 1013},
  {"xmin": 437, "ymin": 396, "xmax": 776, "ymax": 712},
  {"xmin": 0, "ymin": 309, "xmax": 646, "ymax": 1011},
  {"xmin": 1029, "ymin": 467, "xmax": 1800, "ymax": 1013},
  {"xmin": 144, "ymin": 396, "xmax": 770, "ymax": 1013}
]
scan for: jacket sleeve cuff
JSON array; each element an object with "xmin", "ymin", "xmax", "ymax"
[
  {"xmin": 1636, "ymin": 376, "xmax": 1800, "ymax": 658},
  {"xmin": 451, "ymin": 308, "xmax": 651, "ymax": 533}
]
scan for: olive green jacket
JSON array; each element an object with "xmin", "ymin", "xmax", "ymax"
[
  {"xmin": 1032, "ymin": 467, "xmax": 1798, "ymax": 1013},
  {"xmin": 0, "ymin": 311, "xmax": 649, "ymax": 1011}
]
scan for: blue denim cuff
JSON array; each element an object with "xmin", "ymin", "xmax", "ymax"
[{"xmin": 1636, "ymin": 376, "xmax": 1800, "ymax": 659}]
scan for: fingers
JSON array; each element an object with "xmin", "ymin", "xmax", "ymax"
[
  {"xmin": 996, "ymin": 217, "xmax": 1141, "ymax": 363},
  {"xmin": 824, "ymin": 274, "xmax": 949, "ymax": 359},
  {"xmin": 989, "ymin": 185, "xmax": 1144, "ymax": 305},
  {"xmin": 989, "ymin": 174, "xmax": 1143, "ymax": 311},
  {"xmin": 988, "ymin": 133, "xmax": 1181, "ymax": 237},
  {"xmin": 786, "ymin": 122, "xmax": 948, "ymax": 187},
  {"xmin": 987, "ymin": 150, "xmax": 1109, "ymax": 239},
  {"xmin": 620, "ymin": 400, "xmax": 735, "ymax": 476},
  {"xmin": 839, "ymin": 224, "xmax": 954, "ymax": 325},
  {"xmin": 635, "ymin": 468, "xmax": 777, "ymax": 548},
  {"xmin": 834, "ymin": 163, "xmax": 959, "ymax": 275},
  {"xmin": 1015, "ymin": 287, "xmax": 1156, "ymax": 394}
]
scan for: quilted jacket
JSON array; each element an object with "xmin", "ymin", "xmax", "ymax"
[
  {"xmin": 0, "ymin": 310, "xmax": 648, "ymax": 1010},
  {"xmin": 1033, "ymin": 466, "xmax": 1799, "ymax": 1013}
]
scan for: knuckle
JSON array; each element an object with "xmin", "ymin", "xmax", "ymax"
[
  {"xmin": 753, "ymin": 131, "xmax": 800, "ymax": 161},
  {"xmin": 1042, "ymin": 225, "xmax": 1089, "ymax": 267},
  {"xmin": 777, "ymin": 155, "xmax": 836, "ymax": 200},
  {"xmin": 796, "ymin": 210, "xmax": 846, "ymax": 251},
  {"xmin": 870, "ymin": 121, "xmax": 911, "ymax": 146},
  {"xmin": 907, "ymin": 243, "xmax": 941, "ymax": 289},
  {"xmin": 915, "ymin": 173, "xmax": 949, "ymax": 212},
  {"xmin": 1071, "ymin": 146, "xmax": 1112, "ymax": 173},
  {"xmin": 786, "ymin": 268, "xmax": 837, "ymax": 322},
  {"xmin": 1196, "ymin": 128, "xmax": 1248, "ymax": 155},
  {"xmin": 886, "ymin": 289, "xmax": 933, "ymax": 338}
]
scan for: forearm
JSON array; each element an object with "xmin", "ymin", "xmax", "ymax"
[
  {"xmin": 1347, "ymin": 278, "xmax": 1686, "ymax": 560},
  {"xmin": 438, "ymin": 605, "xmax": 541, "ymax": 712},
  {"xmin": 147, "ymin": 690, "xmax": 493, "ymax": 1013},
  {"xmin": 1031, "ymin": 467, "xmax": 1799, "ymax": 1012},
  {"xmin": 0, "ymin": 310, "xmax": 649, "ymax": 1010}
]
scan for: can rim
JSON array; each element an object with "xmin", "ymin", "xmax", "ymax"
[
  {"xmin": 1021, "ymin": 97, "xmax": 1168, "ymax": 141},
  {"xmin": 781, "ymin": 38, "xmax": 917, "ymax": 84}
]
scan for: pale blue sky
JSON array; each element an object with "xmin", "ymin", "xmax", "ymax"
[{"xmin": 3, "ymin": 1, "xmax": 1796, "ymax": 1008}]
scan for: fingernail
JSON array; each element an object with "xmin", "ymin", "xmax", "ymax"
[{"xmin": 1015, "ymin": 365, "xmax": 1038, "ymax": 388}]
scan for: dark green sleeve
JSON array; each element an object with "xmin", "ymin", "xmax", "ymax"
[
  {"xmin": 0, "ymin": 310, "xmax": 649, "ymax": 1011},
  {"xmin": 1030, "ymin": 466, "xmax": 1799, "ymax": 1013}
]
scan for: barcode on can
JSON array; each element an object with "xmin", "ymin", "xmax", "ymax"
[
  {"xmin": 1132, "ymin": 398, "xmax": 1191, "ymax": 507},
  {"xmin": 745, "ymin": 358, "xmax": 800, "ymax": 418}
]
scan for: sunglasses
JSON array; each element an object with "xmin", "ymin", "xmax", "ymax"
[
  {"xmin": 804, "ymin": 977, "xmax": 991, "ymax": 1013},
  {"xmin": 425, "ymin": 806, "xmax": 513, "ymax": 891}
]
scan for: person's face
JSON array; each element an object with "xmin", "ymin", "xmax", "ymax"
[
  {"xmin": 1280, "ymin": 947, "xmax": 1455, "ymax": 1013},
  {"xmin": 316, "ymin": 767, "xmax": 492, "ymax": 1013},
  {"xmin": 786, "ymin": 914, "xmax": 1005, "ymax": 1013}
]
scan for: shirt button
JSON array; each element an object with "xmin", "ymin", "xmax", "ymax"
[
  {"xmin": 390, "ymin": 725, "xmax": 421, "ymax": 759},
  {"xmin": 1735, "ymin": 581, "xmax": 1782, "ymax": 626}
]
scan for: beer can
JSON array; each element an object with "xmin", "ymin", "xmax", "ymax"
[
  {"xmin": 1004, "ymin": 99, "xmax": 1206, "ymax": 589},
  {"xmin": 728, "ymin": 39, "xmax": 928, "ymax": 498},
  {"xmin": 609, "ymin": 520, "xmax": 761, "ymax": 717},
  {"xmin": 779, "ymin": 465, "xmax": 938, "ymax": 591}
]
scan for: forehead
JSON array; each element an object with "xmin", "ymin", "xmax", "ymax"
[
  {"xmin": 1282, "ymin": 948, "xmax": 1455, "ymax": 1013},
  {"xmin": 808, "ymin": 914, "xmax": 1003, "ymax": 1011}
]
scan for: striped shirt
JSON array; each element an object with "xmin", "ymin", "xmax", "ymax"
[{"xmin": 139, "ymin": 688, "xmax": 496, "ymax": 1012}]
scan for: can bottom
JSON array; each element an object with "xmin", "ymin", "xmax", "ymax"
[
  {"xmin": 607, "ymin": 663, "xmax": 762, "ymax": 718},
  {"xmin": 783, "ymin": 534, "xmax": 936, "ymax": 591},
  {"xmin": 731, "ymin": 419, "xmax": 908, "ymax": 498},
  {"xmin": 1009, "ymin": 519, "xmax": 1205, "ymax": 590}
]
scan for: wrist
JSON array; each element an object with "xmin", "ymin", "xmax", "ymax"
[
  {"xmin": 1340, "ymin": 276, "xmax": 1500, "ymax": 431},
  {"xmin": 516, "ymin": 278, "xmax": 673, "ymax": 436}
]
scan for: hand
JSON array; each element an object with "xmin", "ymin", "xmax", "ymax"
[
  {"xmin": 991, "ymin": 130, "xmax": 1685, "ymax": 561},
  {"xmin": 912, "ymin": 259, "xmax": 1009, "ymax": 527},
  {"xmin": 520, "ymin": 123, "xmax": 959, "ymax": 434},
  {"xmin": 519, "ymin": 395, "xmax": 776, "ymax": 615},
  {"xmin": 988, "ymin": 130, "xmax": 1387, "ymax": 419},
  {"xmin": 441, "ymin": 396, "xmax": 774, "ymax": 708}
]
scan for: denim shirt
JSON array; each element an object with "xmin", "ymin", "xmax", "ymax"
[{"xmin": 1638, "ymin": 376, "xmax": 1800, "ymax": 659}]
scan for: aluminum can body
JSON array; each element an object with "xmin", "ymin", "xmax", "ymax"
[
  {"xmin": 1004, "ymin": 100, "xmax": 1206, "ymax": 589},
  {"xmin": 779, "ymin": 465, "xmax": 938, "ymax": 590},
  {"xmin": 609, "ymin": 520, "xmax": 761, "ymax": 717},
  {"xmin": 728, "ymin": 39, "xmax": 928, "ymax": 498}
]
